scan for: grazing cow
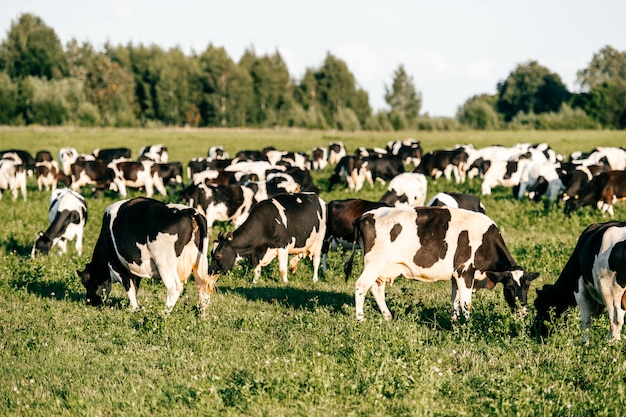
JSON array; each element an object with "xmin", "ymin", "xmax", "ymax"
[
  {"xmin": 210, "ymin": 192, "xmax": 326, "ymax": 283},
  {"xmin": 387, "ymin": 138, "xmax": 423, "ymax": 167},
  {"xmin": 35, "ymin": 150, "xmax": 53, "ymax": 163},
  {"xmin": 93, "ymin": 147, "xmax": 131, "ymax": 164},
  {"xmin": 558, "ymin": 163, "xmax": 608, "ymax": 204},
  {"xmin": 359, "ymin": 154, "xmax": 405, "ymax": 190},
  {"xmin": 138, "ymin": 144, "xmax": 169, "ymax": 163},
  {"xmin": 414, "ymin": 148, "xmax": 469, "ymax": 183},
  {"xmin": 516, "ymin": 161, "xmax": 563, "ymax": 202},
  {"xmin": 31, "ymin": 189, "xmax": 87, "ymax": 257},
  {"xmin": 77, "ymin": 197, "xmax": 215, "ymax": 314},
  {"xmin": 379, "ymin": 172, "xmax": 428, "ymax": 207},
  {"xmin": 109, "ymin": 160, "xmax": 167, "ymax": 198},
  {"xmin": 207, "ymin": 145, "xmax": 229, "ymax": 160},
  {"xmin": 327, "ymin": 155, "xmax": 366, "ymax": 191},
  {"xmin": 267, "ymin": 150, "xmax": 309, "ymax": 169},
  {"xmin": 533, "ymin": 221, "xmax": 626, "ymax": 343},
  {"xmin": 0, "ymin": 153, "xmax": 28, "ymax": 201},
  {"xmin": 0, "ymin": 149, "xmax": 36, "ymax": 176},
  {"xmin": 328, "ymin": 142, "xmax": 347, "ymax": 165},
  {"xmin": 345, "ymin": 206, "xmax": 539, "ymax": 321},
  {"xmin": 321, "ymin": 198, "xmax": 390, "ymax": 271},
  {"xmin": 480, "ymin": 159, "xmax": 531, "ymax": 195},
  {"xmin": 427, "ymin": 192, "xmax": 486, "ymax": 214},
  {"xmin": 155, "ymin": 162, "xmax": 184, "ymax": 190},
  {"xmin": 70, "ymin": 157, "xmax": 115, "ymax": 197},
  {"xmin": 59, "ymin": 147, "xmax": 80, "ymax": 175},
  {"xmin": 35, "ymin": 160, "xmax": 64, "ymax": 192},
  {"xmin": 310, "ymin": 146, "xmax": 328, "ymax": 171},
  {"xmin": 564, "ymin": 171, "xmax": 626, "ymax": 217},
  {"xmin": 266, "ymin": 172, "xmax": 302, "ymax": 198},
  {"xmin": 183, "ymin": 183, "xmax": 255, "ymax": 230}
]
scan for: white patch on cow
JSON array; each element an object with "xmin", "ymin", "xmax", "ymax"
[
  {"xmin": 427, "ymin": 192, "xmax": 459, "ymax": 209},
  {"xmin": 272, "ymin": 199, "xmax": 288, "ymax": 227},
  {"xmin": 510, "ymin": 269, "xmax": 524, "ymax": 286}
]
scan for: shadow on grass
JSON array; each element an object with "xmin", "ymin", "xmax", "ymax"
[
  {"xmin": 1, "ymin": 235, "xmax": 34, "ymax": 257},
  {"xmin": 219, "ymin": 285, "xmax": 354, "ymax": 314},
  {"xmin": 10, "ymin": 273, "xmax": 86, "ymax": 303}
]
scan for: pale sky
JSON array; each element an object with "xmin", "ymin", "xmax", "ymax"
[{"xmin": 2, "ymin": 1, "xmax": 625, "ymax": 117}]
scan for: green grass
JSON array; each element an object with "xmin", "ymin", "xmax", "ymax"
[{"xmin": 1, "ymin": 127, "xmax": 626, "ymax": 416}]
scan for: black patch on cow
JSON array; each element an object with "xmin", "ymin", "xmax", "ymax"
[
  {"xmin": 453, "ymin": 230, "xmax": 472, "ymax": 287},
  {"xmin": 504, "ymin": 161, "xmax": 518, "ymax": 180},
  {"xmin": 413, "ymin": 207, "xmax": 450, "ymax": 268},
  {"xmin": 609, "ymin": 239, "xmax": 626, "ymax": 288},
  {"xmin": 390, "ymin": 223, "xmax": 402, "ymax": 242}
]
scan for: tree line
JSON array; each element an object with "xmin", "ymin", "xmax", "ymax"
[{"xmin": 1, "ymin": 13, "xmax": 625, "ymax": 130}]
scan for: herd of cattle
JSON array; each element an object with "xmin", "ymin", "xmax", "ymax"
[{"xmin": 2, "ymin": 139, "xmax": 626, "ymax": 342}]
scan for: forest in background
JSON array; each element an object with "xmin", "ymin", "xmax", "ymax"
[{"xmin": 1, "ymin": 13, "xmax": 625, "ymax": 130}]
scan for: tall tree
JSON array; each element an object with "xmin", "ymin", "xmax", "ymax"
[
  {"xmin": 384, "ymin": 64, "xmax": 422, "ymax": 128},
  {"xmin": 456, "ymin": 94, "xmax": 501, "ymax": 130},
  {"xmin": 0, "ymin": 13, "xmax": 66, "ymax": 80},
  {"xmin": 496, "ymin": 60, "xmax": 569, "ymax": 122},
  {"xmin": 577, "ymin": 45, "xmax": 626, "ymax": 90},
  {"xmin": 197, "ymin": 44, "xmax": 252, "ymax": 127}
]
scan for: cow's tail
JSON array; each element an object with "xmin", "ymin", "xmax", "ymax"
[{"xmin": 344, "ymin": 217, "xmax": 362, "ymax": 281}]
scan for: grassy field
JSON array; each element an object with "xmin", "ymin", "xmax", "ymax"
[{"xmin": 1, "ymin": 127, "xmax": 626, "ymax": 416}]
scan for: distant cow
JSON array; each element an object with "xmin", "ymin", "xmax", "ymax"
[
  {"xmin": 77, "ymin": 197, "xmax": 215, "ymax": 315},
  {"xmin": 327, "ymin": 155, "xmax": 366, "ymax": 191},
  {"xmin": 109, "ymin": 160, "xmax": 167, "ymax": 198},
  {"xmin": 70, "ymin": 157, "xmax": 115, "ymax": 197},
  {"xmin": 59, "ymin": 147, "xmax": 80, "ymax": 175},
  {"xmin": 182, "ymin": 183, "xmax": 255, "ymax": 230},
  {"xmin": 427, "ymin": 192, "xmax": 486, "ymax": 213},
  {"xmin": 310, "ymin": 146, "xmax": 328, "ymax": 171},
  {"xmin": 386, "ymin": 138, "xmax": 423, "ymax": 167},
  {"xmin": 92, "ymin": 147, "xmax": 131, "ymax": 164},
  {"xmin": 321, "ymin": 198, "xmax": 390, "ymax": 271},
  {"xmin": 0, "ymin": 153, "xmax": 27, "ymax": 201},
  {"xmin": 345, "ymin": 206, "xmax": 539, "ymax": 321},
  {"xmin": 379, "ymin": 172, "xmax": 428, "ymax": 207},
  {"xmin": 480, "ymin": 159, "xmax": 531, "ymax": 196},
  {"xmin": 155, "ymin": 162, "xmax": 184, "ymax": 190},
  {"xmin": 0, "ymin": 149, "xmax": 36, "ymax": 176},
  {"xmin": 35, "ymin": 160, "xmax": 70, "ymax": 192},
  {"xmin": 359, "ymin": 154, "xmax": 405, "ymax": 190},
  {"xmin": 210, "ymin": 192, "xmax": 327, "ymax": 283},
  {"xmin": 32, "ymin": 189, "xmax": 87, "ymax": 257},
  {"xmin": 564, "ymin": 170, "xmax": 626, "ymax": 217},
  {"xmin": 138, "ymin": 144, "xmax": 168, "ymax": 163},
  {"xmin": 414, "ymin": 148, "xmax": 468, "ymax": 183},
  {"xmin": 328, "ymin": 142, "xmax": 346, "ymax": 165},
  {"xmin": 533, "ymin": 221, "xmax": 626, "ymax": 343}
]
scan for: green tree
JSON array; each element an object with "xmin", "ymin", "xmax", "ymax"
[
  {"xmin": 496, "ymin": 60, "xmax": 570, "ymax": 122},
  {"xmin": 577, "ymin": 45, "xmax": 626, "ymax": 90},
  {"xmin": 197, "ymin": 44, "xmax": 253, "ymax": 127},
  {"xmin": 384, "ymin": 64, "xmax": 422, "ymax": 128},
  {"xmin": 0, "ymin": 72, "xmax": 19, "ymax": 124},
  {"xmin": 0, "ymin": 13, "xmax": 66, "ymax": 80},
  {"xmin": 457, "ymin": 94, "xmax": 501, "ymax": 129}
]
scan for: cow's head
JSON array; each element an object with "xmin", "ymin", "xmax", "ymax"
[
  {"xmin": 31, "ymin": 232, "xmax": 53, "ymax": 257},
  {"xmin": 564, "ymin": 195, "xmax": 582, "ymax": 216},
  {"xmin": 210, "ymin": 232, "xmax": 237, "ymax": 275},
  {"xmin": 486, "ymin": 268, "xmax": 539, "ymax": 312},
  {"xmin": 77, "ymin": 263, "xmax": 112, "ymax": 306}
]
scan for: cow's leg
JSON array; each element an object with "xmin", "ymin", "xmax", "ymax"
[
  {"xmin": 75, "ymin": 228, "xmax": 84, "ymax": 257},
  {"xmin": 370, "ymin": 280, "xmax": 392, "ymax": 321},
  {"xmin": 126, "ymin": 277, "xmax": 141, "ymax": 310},
  {"xmin": 452, "ymin": 278, "xmax": 473, "ymax": 320},
  {"xmin": 575, "ymin": 282, "xmax": 595, "ymax": 344},
  {"xmin": 144, "ymin": 180, "xmax": 154, "ymax": 198},
  {"xmin": 311, "ymin": 248, "xmax": 322, "ymax": 283},
  {"xmin": 57, "ymin": 238, "xmax": 68, "ymax": 255},
  {"xmin": 354, "ymin": 269, "xmax": 379, "ymax": 321},
  {"xmin": 277, "ymin": 248, "xmax": 289, "ymax": 283},
  {"xmin": 601, "ymin": 280, "xmax": 625, "ymax": 342}
]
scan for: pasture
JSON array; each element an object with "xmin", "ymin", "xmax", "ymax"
[{"xmin": 1, "ymin": 127, "xmax": 626, "ymax": 416}]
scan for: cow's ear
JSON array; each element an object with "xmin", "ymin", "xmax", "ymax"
[
  {"xmin": 76, "ymin": 269, "xmax": 89, "ymax": 284},
  {"xmin": 485, "ymin": 271, "xmax": 505, "ymax": 283},
  {"xmin": 527, "ymin": 272, "xmax": 540, "ymax": 281},
  {"xmin": 38, "ymin": 231, "xmax": 44, "ymax": 237}
]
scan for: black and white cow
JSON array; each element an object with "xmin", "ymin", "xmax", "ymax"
[
  {"xmin": 564, "ymin": 170, "xmax": 626, "ymax": 217},
  {"xmin": 207, "ymin": 145, "xmax": 229, "ymax": 161},
  {"xmin": 310, "ymin": 146, "xmax": 328, "ymax": 171},
  {"xmin": 358, "ymin": 154, "xmax": 405, "ymax": 190},
  {"xmin": 327, "ymin": 155, "xmax": 366, "ymax": 191},
  {"xmin": 345, "ymin": 206, "xmax": 539, "ymax": 321},
  {"xmin": 427, "ymin": 192, "xmax": 486, "ymax": 213},
  {"xmin": 32, "ymin": 189, "xmax": 87, "ymax": 257},
  {"xmin": 109, "ymin": 160, "xmax": 167, "ymax": 198},
  {"xmin": 138, "ymin": 144, "xmax": 169, "ymax": 163},
  {"xmin": 92, "ymin": 147, "xmax": 131, "ymax": 164},
  {"xmin": 0, "ymin": 149, "xmax": 36, "ymax": 176},
  {"xmin": 328, "ymin": 142, "xmax": 346, "ymax": 165},
  {"xmin": 414, "ymin": 148, "xmax": 469, "ymax": 183},
  {"xmin": 480, "ymin": 159, "xmax": 531, "ymax": 196},
  {"xmin": 210, "ymin": 192, "xmax": 326, "ymax": 283},
  {"xmin": 321, "ymin": 198, "xmax": 390, "ymax": 271},
  {"xmin": 386, "ymin": 138, "xmax": 423, "ymax": 167},
  {"xmin": 379, "ymin": 172, "xmax": 428, "ymax": 207},
  {"xmin": 0, "ymin": 153, "xmax": 27, "ymax": 201},
  {"xmin": 155, "ymin": 162, "xmax": 184, "ymax": 190},
  {"xmin": 182, "ymin": 183, "xmax": 256, "ymax": 230},
  {"xmin": 70, "ymin": 157, "xmax": 115, "ymax": 197},
  {"xmin": 77, "ymin": 197, "xmax": 215, "ymax": 314},
  {"xmin": 59, "ymin": 147, "xmax": 80, "ymax": 176},
  {"xmin": 533, "ymin": 221, "xmax": 626, "ymax": 343}
]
